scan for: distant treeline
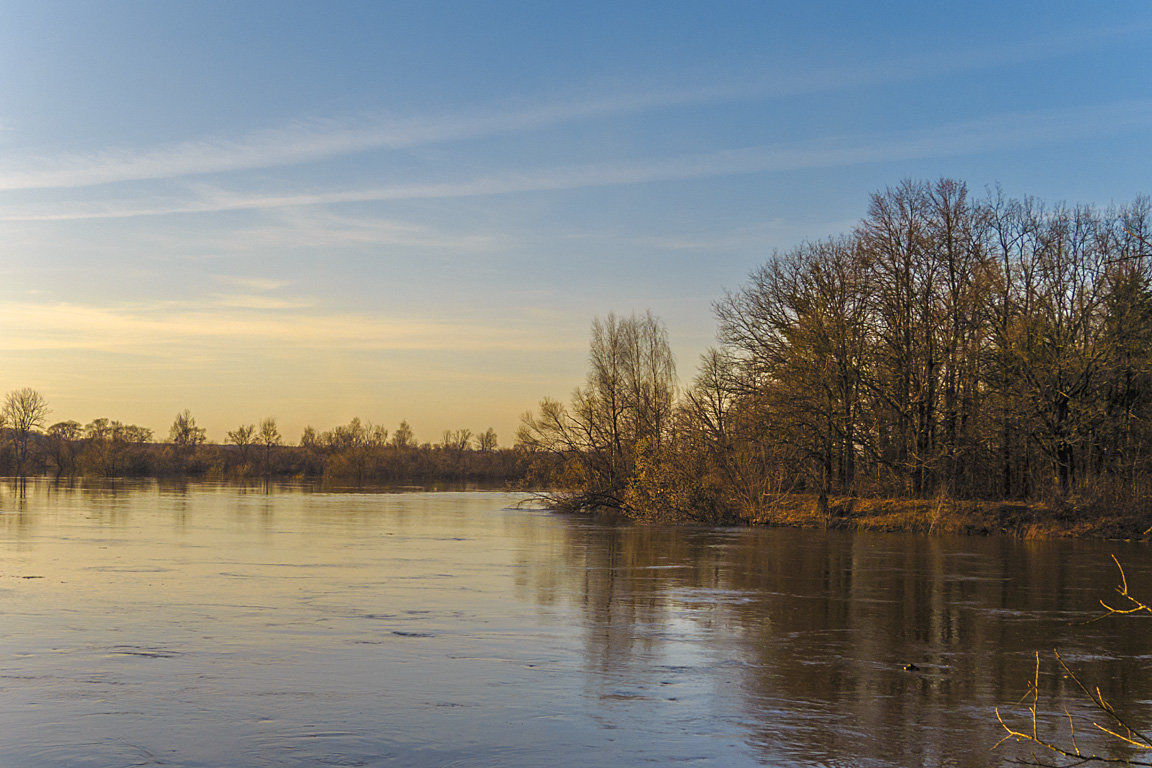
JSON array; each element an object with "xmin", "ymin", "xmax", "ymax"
[
  {"xmin": 519, "ymin": 179, "xmax": 1152, "ymax": 523},
  {"xmin": 0, "ymin": 394, "xmax": 527, "ymax": 484}
]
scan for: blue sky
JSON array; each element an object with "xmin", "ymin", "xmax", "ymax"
[{"xmin": 1, "ymin": 1, "xmax": 1150, "ymax": 444}]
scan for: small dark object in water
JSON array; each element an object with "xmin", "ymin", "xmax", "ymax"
[{"xmin": 903, "ymin": 663, "xmax": 920, "ymax": 671}]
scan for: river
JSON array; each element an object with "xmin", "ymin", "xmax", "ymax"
[{"xmin": 0, "ymin": 480, "xmax": 1148, "ymax": 767}]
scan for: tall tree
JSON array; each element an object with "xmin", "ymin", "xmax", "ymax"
[
  {"xmin": 716, "ymin": 237, "xmax": 870, "ymax": 510},
  {"xmin": 259, "ymin": 417, "xmax": 281, "ymax": 477},
  {"xmin": 169, "ymin": 410, "xmax": 206, "ymax": 448},
  {"xmin": 857, "ymin": 180, "xmax": 939, "ymax": 494},
  {"xmin": 168, "ymin": 409, "xmax": 206, "ymax": 474},
  {"xmin": 391, "ymin": 420, "xmax": 415, "ymax": 449},
  {"xmin": 924, "ymin": 179, "xmax": 988, "ymax": 494},
  {"xmin": 3, "ymin": 388, "xmax": 50, "ymax": 479},
  {"xmin": 476, "ymin": 428, "xmax": 498, "ymax": 452},
  {"xmin": 519, "ymin": 311, "xmax": 675, "ymax": 511}
]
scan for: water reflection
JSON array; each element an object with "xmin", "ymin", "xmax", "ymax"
[
  {"xmin": 522, "ymin": 517, "xmax": 1152, "ymax": 767},
  {"xmin": 0, "ymin": 480, "xmax": 1148, "ymax": 767}
]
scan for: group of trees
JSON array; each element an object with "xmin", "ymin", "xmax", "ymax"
[
  {"xmin": 292, "ymin": 418, "xmax": 516, "ymax": 482},
  {"xmin": 520, "ymin": 179, "xmax": 1152, "ymax": 522},
  {"xmin": 0, "ymin": 397, "xmax": 525, "ymax": 485},
  {"xmin": 517, "ymin": 311, "xmax": 678, "ymax": 512}
]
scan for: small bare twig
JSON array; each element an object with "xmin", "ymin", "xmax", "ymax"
[
  {"xmin": 1085, "ymin": 556, "xmax": 1152, "ymax": 624},
  {"xmin": 994, "ymin": 558, "xmax": 1152, "ymax": 766}
]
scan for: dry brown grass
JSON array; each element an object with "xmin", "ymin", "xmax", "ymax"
[{"xmin": 747, "ymin": 493, "xmax": 1152, "ymax": 539}]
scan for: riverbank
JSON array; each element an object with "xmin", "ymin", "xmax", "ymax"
[{"xmin": 745, "ymin": 494, "xmax": 1152, "ymax": 539}]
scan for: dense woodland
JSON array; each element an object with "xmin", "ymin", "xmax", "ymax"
[
  {"xmin": 0, "ymin": 392, "xmax": 526, "ymax": 485},
  {"xmin": 519, "ymin": 179, "xmax": 1152, "ymax": 523}
]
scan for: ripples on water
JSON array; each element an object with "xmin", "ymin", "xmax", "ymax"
[{"xmin": 0, "ymin": 480, "xmax": 1148, "ymax": 767}]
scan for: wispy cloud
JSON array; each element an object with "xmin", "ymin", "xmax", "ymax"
[
  {"xmin": 213, "ymin": 276, "xmax": 292, "ymax": 292},
  {"xmin": 0, "ymin": 88, "xmax": 778, "ymax": 192},
  {"xmin": 229, "ymin": 209, "xmax": 508, "ymax": 251},
  {"xmin": 208, "ymin": 275, "xmax": 314, "ymax": 309},
  {"xmin": 0, "ymin": 300, "xmax": 584, "ymax": 355},
  {"xmin": 0, "ymin": 24, "xmax": 1139, "ymax": 194},
  {"xmin": 0, "ymin": 105, "xmax": 617, "ymax": 192},
  {"xmin": 209, "ymin": 294, "xmax": 315, "ymax": 310},
  {"xmin": 6, "ymin": 99, "xmax": 1150, "ymax": 223}
]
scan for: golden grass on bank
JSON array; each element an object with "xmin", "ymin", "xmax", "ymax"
[{"xmin": 748, "ymin": 493, "xmax": 1152, "ymax": 540}]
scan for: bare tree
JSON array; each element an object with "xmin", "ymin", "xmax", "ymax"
[
  {"xmin": 717, "ymin": 237, "xmax": 870, "ymax": 512},
  {"xmin": 519, "ymin": 311, "xmax": 676, "ymax": 512},
  {"xmin": 3, "ymin": 388, "xmax": 50, "ymax": 479},
  {"xmin": 391, "ymin": 420, "xmax": 415, "ymax": 449},
  {"xmin": 443, "ymin": 428, "xmax": 472, "ymax": 452},
  {"xmin": 169, "ymin": 409, "xmax": 206, "ymax": 448},
  {"xmin": 300, "ymin": 426, "xmax": 319, "ymax": 450},
  {"xmin": 168, "ymin": 410, "xmax": 206, "ymax": 473},
  {"xmin": 476, "ymin": 427, "xmax": 498, "ymax": 452},
  {"xmin": 79, "ymin": 417, "xmax": 152, "ymax": 476},
  {"xmin": 46, "ymin": 420, "xmax": 81, "ymax": 477},
  {"xmin": 259, "ymin": 417, "xmax": 281, "ymax": 477},
  {"xmin": 228, "ymin": 424, "xmax": 256, "ymax": 467}
]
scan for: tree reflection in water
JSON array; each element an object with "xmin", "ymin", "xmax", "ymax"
[{"xmin": 519, "ymin": 516, "xmax": 1152, "ymax": 767}]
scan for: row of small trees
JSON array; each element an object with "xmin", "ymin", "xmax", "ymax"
[
  {"xmin": 519, "ymin": 179, "xmax": 1152, "ymax": 521},
  {"xmin": 293, "ymin": 418, "xmax": 511, "ymax": 483},
  {"xmin": 0, "ymin": 395, "xmax": 523, "ymax": 484}
]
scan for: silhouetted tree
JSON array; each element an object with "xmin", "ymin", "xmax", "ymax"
[
  {"xmin": 3, "ymin": 388, "xmax": 50, "ymax": 480},
  {"xmin": 476, "ymin": 427, "xmax": 498, "ymax": 452},
  {"xmin": 258, "ymin": 417, "xmax": 281, "ymax": 477},
  {"xmin": 168, "ymin": 409, "xmax": 206, "ymax": 474},
  {"xmin": 46, "ymin": 420, "xmax": 81, "ymax": 477},
  {"xmin": 169, "ymin": 410, "xmax": 206, "ymax": 448},
  {"xmin": 228, "ymin": 423, "xmax": 256, "ymax": 469},
  {"xmin": 391, "ymin": 420, "xmax": 415, "ymax": 449},
  {"xmin": 442, "ymin": 428, "xmax": 472, "ymax": 452}
]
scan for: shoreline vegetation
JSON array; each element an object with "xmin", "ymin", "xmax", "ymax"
[
  {"xmin": 715, "ymin": 493, "xmax": 1152, "ymax": 539},
  {"xmin": 0, "ymin": 397, "xmax": 529, "ymax": 487},
  {"xmin": 519, "ymin": 179, "xmax": 1152, "ymax": 540},
  {"xmin": 5, "ymin": 178, "xmax": 1152, "ymax": 540}
]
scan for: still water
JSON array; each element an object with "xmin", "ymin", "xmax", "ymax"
[{"xmin": 0, "ymin": 481, "xmax": 1149, "ymax": 767}]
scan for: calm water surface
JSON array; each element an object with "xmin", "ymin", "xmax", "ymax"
[{"xmin": 0, "ymin": 481, "xmax": 1149, "ymax": 767}]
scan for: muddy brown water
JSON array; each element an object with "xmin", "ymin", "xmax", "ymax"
[{"xmin": 0, "ymin": 480, "xmax": 1148, "ymax": 766}]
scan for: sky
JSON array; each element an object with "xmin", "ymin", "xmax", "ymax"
[{"xmin": 1, "ymin": 1, "xmax": 1150, "ymax": 446}]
